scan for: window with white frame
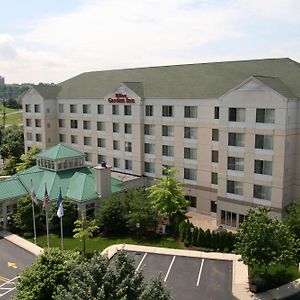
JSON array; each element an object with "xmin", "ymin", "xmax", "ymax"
[
  {"xmin": 253, "ymin": 184, "xmax": 271, "ymax": 200},
  {"xmin": 256, "ymin": 109, "xmax": 275, "ymax": 123},
  {"xmin": 83, "ymin": 120, "xmax": 91, "ymax": 130},
  {"xmin": 228, "ymin": 157, "xmax": 244, "ymax": 171},
  {"xmin": 144, "ymin": 143, "xmax": 155, "ymax": 154},
  {"xmin": 35, "ymin": 119, "xmax": 41, "ymax": 127},
  {"xmin": 113, "ymin": 158, "xmax": 120, "ymax": 168},
  {"xmin": 124, "ymin": 105, "xmax": 132, "ymax": 116},
  {"xmin": 97, "ymin": 138, "xmax": 105, "ymax": 148},
  {"xmin": 26, "ymin": 119, "xmax": 31, "ymax": 127},
  {"xmin": 184, "ymin": 127, "xmax": 197, "ymax": 139},
  {"xmin": 212, "ymin": 129, "xmax": 219, "ymax": 141},
  {"xmin": 85, "ymin": 152, "xmax": 92, "ymax": 162},
  {"xmin": 184, "ymin": 147, "xmax": 197, "ymax": 160},
  {"xmin": 184, "ymin": 106, "xmax": 198, "ymax": 118},
  {"xmin": 162, "ymin": 105, "xmax": 173, "ymax": 117},
  {"xmin": 58, "ymin": 104, "xmax": 64, "ymax": 113},
  {"xmin": 71, "ymin": 135, "xmax": 78, "ymax": 144},
  {"xmin": 185, "ymin": 195, "xmax": 197, "ymax": 208},
  {"xmin": 227, "ymin": 180, "xmax": 243, "ymax": 195},
  {"xmin": 98, "ymin": 155, "xmax": 106, "ymax": 164},
  {"xmin": 58, "ymin": 119, "xmax": 65, "ymax": 128},
  {"xmin": 25, "ymin": 104, "xmax": 31, "ymax": 112},
  {"xmin": 83, "ymin": 104, "xmax": 91, "ymax": 114},
  {"xmin": 124, "ymin": 123, "xmax": 132, "ymax": 134},
  {"xmin": 229, "ymin": 108, "xmax": 245, "ymax": 122},
  {"xmin": 254, "ymin": 160, "xmax": 272, "ymax": 176},
  {"xmin": 255, "ymin": 135, "xmax": 273, "ymax": 150},
  {"xmin": 162, "ymin": 145, "xmax": 174, "ymax": 157},
  {"xmin": 70, "ymin": 120, "xmax": 78, "ymax": 129},
  {"xmin": 113, "ymin": 140, "xmax": 120, "ymax": 150},
  {"xmin": 34, "ymin": 104, "xmax": 41, "ymax": 113},
  {"xmin": 26, "ymin": 132, "xmax": 32, "ymax": 140},
  {"xmin": 112, "ymin": 105, "xmax": 119, "ymax": 115},
  {"xmin": 84, "ymin": 136, "xmax": 92, "ymax": 146},
  {"xmin": 144, "ymin": 124, "xmax": 155, "ymax": 135},
  {"xmin": 162, "ymin": 125, "xmax": 174, "ymax": 137},
  {"xmin": 70, "ymin": 104, "xmax": 77, "ymax": 113},
  {"xmin": 97, "ymin": 121, "xmax": 105, "ymax": 131},
  {"xmin": 97, "ymin": 104, "xmax": 104, "ymax": 114},
  {"xmin": 145, "ymin": 161, "xmax": 155, "ymax": 173},
  {"xmin": 145, "ymin": 105, "xmax": 153, "ymax": 116},
  {"xmin": 125, "ymin": 141, "xmax": 132, "ymax": 152},
  {"xmin": 36, "ymin": 133, "xmax": 42, "ymax": 142},
  {"xmin": 212, "ymin": 150, "xmax": 218, "ymax": 163},
  {"xmin": 211, "ymin": 172, "xmax": 218, "ymax": 184},
  {"xmin": 59, "ymin": 134, "xmax": 66, "ymax": 143},
  {"xmin": 113, "ymin": 123, "xmax": 120, "ymax": 133},
  {"xmin": 228, "ymin": 132, "xmax": 245, "ymax": 147},
  {"xmin": 214, "ymin": 107, "xmax": 219, "ymax": 119},
  {"xmin": 184, "ymin": 168, "xmax": 197, "ymax": 181},
  {"xmin": 125, "ymin": 159, "xmax": 132, "ymax": 170}
]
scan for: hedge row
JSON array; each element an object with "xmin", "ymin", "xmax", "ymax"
[{"xmin": 179, "ymin": 221, "xmax": 237, "ymax": 252}]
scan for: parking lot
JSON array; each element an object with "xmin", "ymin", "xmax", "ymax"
[
  {"xmin": 0, "ymin": 237, "xmax": 36, "ymax": 299},
  {"xmin": 119, "ymin": 251, "xmax": 234, "ymax": 300}
]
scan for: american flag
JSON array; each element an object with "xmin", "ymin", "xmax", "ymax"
[{"xmin": 43, "ymin": 185, "xmax": 50, "ymax": 211}]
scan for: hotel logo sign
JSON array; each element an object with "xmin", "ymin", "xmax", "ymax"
[{"xmin": 108, "ymin": 93, "xmax": 135, "ymax": 104}]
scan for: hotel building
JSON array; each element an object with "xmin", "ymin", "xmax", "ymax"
[{"xmin": 21, "ymin": 58, "xmax": 300, "ymax": 229}]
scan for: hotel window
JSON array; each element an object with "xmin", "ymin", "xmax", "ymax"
[
  {"xmin": 162, "ymin": 165, "xmax": 173, "ymax": 175},
  {"xmin": 144, "ymin": 124, "xmax": 155, "ymax": 135},
  {"xmin": 228, "ymin": 132, "xmax": 245, "ymax": 147},
  {"xmin": 113, "ymin": 123, "xmax": 120, "ymax": 133},
  {"xmin": 70, "ymin": 104, "xmax": 77, "ymax": 113},
  {"xmin": 25, "ymin": 104, "xmax": 31, "ymax": 112},
  {"xmin": 184, "ymin": 106, "xmax": 198, "ymax": 118},
  {"xmin": 184, "ymin": 147, "xmax": 197, "ymax": 160},
  {"xmin": 254, "ymin": 160, "xmax": 272, "ymax": 176},
  {"xmin": 36, "ymin": 133, "xmax": 42, "ymax": 142},
  {"xmin": 59, "ymin": 134, "xmax": 66, "ymax": 143},
  {"xmin": 113, "ymin": 158, "xmax": 120, "ymax": 168},
  {"xmin": 97, "ymin": 138, "xmax": 105, "ymax": 148},
  {"xmin": 112, "ymin": 105, "xmax": 119, "ymax": 115},
  {"xmin": 253, "ymin": 184, "xmax": 271, "ymax": 201},
  {"xmin": 58, "ymin": 119, "xmax": 65, "ymax": 128},
  {"xmin": 212, "ymin": 150, "xmax": 218, "ymax": 163},
  {"xmin": 97, "ymin": 104, "xmax": 104, "ymax": 114},
  {"xmin": 35, "ymin": 119, "xmax": 41, "ymax": 127},
  {"xmin": 227, "ymin": 180, "xmax": 243, "ymax": 195},
  {"xmin": 214, "ymin": 106, "xmax": 219, "ymax": 119},
  {"xmin": 84, "ymin": 136, "xmax": 92, "ymax": 146},
  {"xmin": 212, "ymin": 129, "xmax": 219, "ymax": 141},
  {"xmin": 185, "ymin": 195, "xmax": 197, "ymax": 208},
  {"xmin": 83, "ymin": 104, "xmax": 91, "ymax": 114},
  {"xmin": 70, "ymin": 120, "xmax": 78, "ymax": 129},
  {"xmin": 124, "ymin": 123, "xmax": 132, "ymax": 134},
  {"xmin": 34, "ymin": 104, "xmax": 41, "ymax": 113},
  {"xmin": 125, "ymin": 159, "xmax": 132, "ymax": 170},
  {"xmin": 184, "ymin": 127, "xmax": 197, "ymax": 139},
  {"xmin": 255, "ymin": 135, "xmax": 273, "ymax": 150},
  {"xmin": 113, "ymin": 140, "xmax": 120, "ymax": 150},
  {"xmin": 162, "ymin": 145, "xmax": 174, "ymax": 157},
  {"xmin": 162, "ymin": 105, "xmax": 173, "ymax": 117},
  {"xmin": 71, "ymin": 135, "xmax": 78, "ymax": 144},
  {"xmin": 83, "ymin": 120, "xmax": 91, "ymax": 130},
  {"xmin": 211, "ymin": 172, "xmax": 218, "ymax": 184},
  {"xmin": 145, "ymin": 105, "xmax": 153, "ymax": 116},
  {"xmin": 162, "ymin": 125, "xmax": 174, "ymax": 137},
  {"xmin": 58, "ymin": 104, "xmax": 64, "ymax": 113},
  {"xmin": 256, "ymin": 108, "xmax": 275, "ymax": 123},
  {"xmin": 85, "ymin": 152, "xmax": 92, "ymax": 162},
  {"xmin": 144, "ymin": 143, "xmax": 155, "ymax": 154},
  {"xmin": 221, "ymin": 210, "xmax": 237, "ymax": 228},
  {"xmin": 184, "ymin": 168, "xmax": 197, "ymax": 181},
  {"xmin": 145, "ymin": 161, "xmax": 155, "ymax": 173},
  {"xmin": 26, "ymin": 132, "xmax": 32, "ymax": 141},
  {"xmin": 228, "ymin": 157, "xmax": 244, "ymax": 171},
  {"xmin": 26, "ymin": 119, "xmax": 31, "ymax": 127},
  {"xmin": 97, "ymin": 121, "xmax": 105, "ymax": 131},
  {"xmin": 124, "ymin": 105, "xmax": 132, "ymax": 116},
  {"xmin": 125, "ymin": 141, "xmax": 132, "ymax": 152},
  {"xmin": 211, "ymin": 201, "xmax": 217, "ymax": 213},
  {"xmin": 98, "ymin": 155, "xmax": 106, "ymax": 164},
  {"xmin": 229, "ymin": 108, "xmax": 245, "ymax": 122}
]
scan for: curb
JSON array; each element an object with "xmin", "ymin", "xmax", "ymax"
[{"xmin": 0, "ymin": 230, "xmax": 43, "ymax": 256}]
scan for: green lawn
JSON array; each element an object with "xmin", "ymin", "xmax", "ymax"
[
  {"xmin": 0, "ymin": 107, "xmax": 19, "ymax": 114},
  {"xmin": 5, "ymin": 112, "xmax": 23, "ymax": 126},
  {"xmin": 31, "ymin": 234, "xmax": 181, "ymax": 252}
]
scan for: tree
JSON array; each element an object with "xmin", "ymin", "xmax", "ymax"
[
  {"xmin": 146, "ymin": 168, "xmax": 188, "ymax": 224},
  {"xmin": 284, "ymin": 200, "xmax": 300, "ymax": 240},
  {"xmin": 235, "ymin": 206, "xmax": 299, "ymax": 275},
  {"xmin": 16, "ymin": 146, "xmax": 41, "ymax": 172},
  {"xmin": 73, "ymin": 216, "xmax": 99, "ymax": 253},
  {"xmin": 15, "ymin": 248, "xmax": 83, "ymax": 300},
  {"xmin": 2, "ymin": 155, "xmax": 17, "ymax": 175}
]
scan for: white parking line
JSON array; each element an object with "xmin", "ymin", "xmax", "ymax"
[
  {"xmin": 164, "ymin": 256, "xmax": 176, "ymax": 282},
  {"xmin": 197, "ymin": 259, "xmax": 204, "ymax": 286},
  {"xmin": 0, "ymin": 276, "xmax": 18, "ymax": 298},
  {"xmin": 136, "ymin": 253, "xmax": 147, "ymax": 272}
]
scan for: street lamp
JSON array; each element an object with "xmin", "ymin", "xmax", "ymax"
[
  {"xmin": 190, "ymin": 227, "xmax": 194, "ymax": 246},
  {"xmin": 136, "ymin": 222, "xmax": 140, "ymax": 240}
]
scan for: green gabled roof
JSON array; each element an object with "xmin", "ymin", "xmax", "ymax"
[
  {"xmin": 0, "ymin": 178, "xmax": 28, "ymax": 201},
  {"xmin": 36, "ymin": 144, "xmax": 85, "ymax": 160},
  {"xmin": 56, "ymin": 58, "xmax": 300, "ymax": 100},
  {"xmin": 33, "ymin": 84, "xmax": 61, "ymax": 99},
  {"xmin": 253, "ymin": 76, "xmax": 296, "ymax": 99},
  {"xmin": 111, "ymin": 177, "xmax": 124, "ymax": 194}
]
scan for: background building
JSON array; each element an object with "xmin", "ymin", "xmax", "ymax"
[
  {"xmin": 21, "ymin": 58, "xmax": 300, "ymax": 228},
  {"xmin": 0, "ymin": 76, "xmax": 4, "ymax": 86}
]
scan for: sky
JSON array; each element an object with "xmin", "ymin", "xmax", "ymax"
[{"xmin": 0, "ymin": 0, "xmax": 300, "ymax": 84}]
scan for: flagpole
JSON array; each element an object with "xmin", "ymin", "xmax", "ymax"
[
  {"xmin": 44, "ymin": 183, "xmax": 50, "ymax": 248},
  {"xmin": 60, "ymin": 215, "xmax": 64, "ymax": 251},
  {"xmin": 31, "ymin": 179, "xmax": 37, "ymax": 245}
]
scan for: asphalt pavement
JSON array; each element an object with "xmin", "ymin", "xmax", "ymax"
[{"xmin": 0, "ymin": 237, "xmax": 36, "ymax": 299}]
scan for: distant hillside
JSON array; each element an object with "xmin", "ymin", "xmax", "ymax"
[{"xmin": 0, "ymin": 84, "xmax": 31, "ymax": 100}]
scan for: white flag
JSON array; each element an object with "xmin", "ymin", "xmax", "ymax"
[
  {"xmin": 31, "ymin": 188, "xmax": 38, "ymax": 205},
  {"xmin": 57, "ymin": 202, "xmax": 64, "ymax": 218}
]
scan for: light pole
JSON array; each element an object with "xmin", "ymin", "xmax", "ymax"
[
  {"xmin": 136, "ymin": 222, "xmax": 140, "ymax": 240},
  {"xmin": 190, "ymin": 226, "xmax": 194, "ymax": 246}
]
